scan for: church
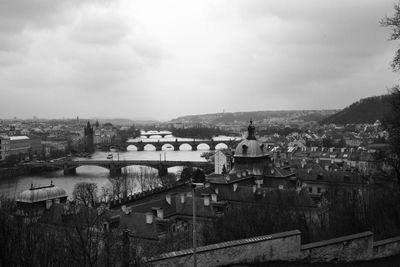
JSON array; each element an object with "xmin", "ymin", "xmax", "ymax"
[{"xmin": 206, "ymin": 121, "xmax": 307, "ymax": 204}]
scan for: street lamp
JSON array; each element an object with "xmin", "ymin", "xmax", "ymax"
[{"xmin": 192, "ymin": 182, "xmax": 197, "ymax": 267}]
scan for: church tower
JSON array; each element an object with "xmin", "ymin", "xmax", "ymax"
[{"xmin": 84, "ymin": 121, "xmax": 94, "ymax": 153}]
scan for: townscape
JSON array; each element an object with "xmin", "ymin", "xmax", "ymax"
[{"xmin": 2, "ymin": 1, "xmax": 400, "ymax": 267}]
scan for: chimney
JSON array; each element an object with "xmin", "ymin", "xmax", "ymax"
[
  {"xmin": 165, "ymin": 194, "xmax": 171, "ymax": 205},
  {"xmin": 156, "ymin": 208, "xmax": 164, "ymax": 219},
  {"xmin": 211, "ymin": 193, "xmax": 217, "ymax": 202},
  {"xmin": 46, "ymin": 199, "xmax": 52, "ymax": 209},
  {"xmin": 145, "ymin": 212, "xmax": 153, "ymax": 224},
  {"xmin": 215, "ymin": 188, "xmax": 219, "ymax": 195},
  {"xmin": 180, "ymin": 194, "xmax": 185, "ymax": 204},
  {"xmin": 253, "ymin": 184, "xmax": 257, "ymax": 193},
  {"xmin": 233, "ymin": 183, "xmax": 238, "ymax": 192},
  {"xmin": 203, "ymin": 195, "xmax": 210, "ymax": 206}
]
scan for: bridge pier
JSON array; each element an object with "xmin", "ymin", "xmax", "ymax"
[
  {"xmin": 137, "ymin": 145, "xmax": 144, "ymax": 151},
  {"xmin": 191, "ymin": 144, "xmax": 197, "ymax": 151},
  {"xmin": 110, "ymin": 166, "xmax": 122, "ymax": 176},
  {"xmin": 158, "ymin": 165, "xmax": 168, "ymax": 177},
  {"xmin": 173, "ymin": 144, "xmax": 179, "ymax": 151},
  {"xmin": 64, "ymin": 167, "xmax": 76, "ymax": 175}
]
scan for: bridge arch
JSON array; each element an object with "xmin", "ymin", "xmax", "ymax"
[
  {"xmin": 123, "ymin": 164, "xmax": 159, "ymax": 173},
  {"xmin": 75, "ymin": 165, "xmax": 110, "ymax": 172},
  {"xmin": 215, "ymin": 143, "xmax": 229, "ymax": 150},
  {"xmin": 196, "ymin": 143, "xmax": 211, "ymax": 150},
  {"xmin": 179, "ymin": 143, "xmax": 192, "ymax": 151},
  {"xmin": 126, "ymin": 145, "xmax": 138, "ymax": 151},
  {"xmin": 144, "ymin": 144, "xmax": 156, "ymax": 151},
  {"xmin": 161, "ymin": 143, "xmax": 174, "ymax": 151}
]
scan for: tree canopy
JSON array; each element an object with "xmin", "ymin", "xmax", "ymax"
[{"xmin": 381, "ymin": 5, "xmax": 400, "ymax": 184}]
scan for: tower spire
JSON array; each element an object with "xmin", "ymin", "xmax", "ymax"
[{"xmin": 247, "ymin": 120, "xmax": 256, "ymax": 140}]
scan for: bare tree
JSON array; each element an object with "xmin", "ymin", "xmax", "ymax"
[{"xmin": 72, "ymin": 182, "xmax": 98, "ymax": 207}]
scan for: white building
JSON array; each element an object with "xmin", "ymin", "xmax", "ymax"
[
  {"xmin": 214, "ymin": 149, "xmax": 232, "ymax": 174},
  {"xmin": 9, "ymin": 136, "xmax": 30, "ymax": 156}
]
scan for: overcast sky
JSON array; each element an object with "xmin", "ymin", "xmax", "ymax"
[{"xmin": 0, "ymin": 0, "xmax": 399, "ymax": 121}]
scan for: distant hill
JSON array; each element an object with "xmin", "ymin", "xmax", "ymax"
[
  {"xmin": 170, "ymin": 110, "xmax": 337, "ymax": 125},
  {"xmin": 320, "ymin": 95, "xmax": 392, "ymax": 125}
]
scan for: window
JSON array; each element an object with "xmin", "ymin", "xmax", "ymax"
[
  {"xmin": 317, "ymin": 188, "xmax": 321, "ymax": 194},
  {"xmin": 308, "ymin": 187, "xmax": 313, "ymax": 193}
]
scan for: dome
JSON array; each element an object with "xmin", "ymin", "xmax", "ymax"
[
  {"xmin": 17, "ymin": 184, "xmax": 67, "ymax": 203},
  {"xmin": 235, "ymin": 139, "xmax": 265, "ymax": 157},
  {"xmin": 234, "ymin": 121, "xmax": 267, "ymax": 158}
]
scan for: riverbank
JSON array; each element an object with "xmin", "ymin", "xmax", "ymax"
[{"xmin": 0, "ymin": 166, "xmax": 28, "ymax": 180}]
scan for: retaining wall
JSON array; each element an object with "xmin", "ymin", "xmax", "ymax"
[
  {"xmin": 147, "ymin": 230, "xmax": 301, "ymax": 267},
  {"xmin": 301, "ymin": 231, "xmax": 373, "ymax": 262},
  {"xmin": 145, "ymin": 231, "xmax": 400, "ymax": 266},
  {"xmin": 373, "ymin": 236, "xmax": 400, "ymax": 259}
]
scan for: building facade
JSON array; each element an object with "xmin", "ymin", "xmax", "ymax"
[
  {"xmin": 0, "ymin": 135, "xmax": 10, "ymax": 161},
  {"xmin": 9, "ymin": 136, "xmax": 30, "ymax": 158}
]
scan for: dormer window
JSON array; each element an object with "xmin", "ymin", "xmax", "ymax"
[{"xmin": 242, "ymin": 144, "xmax": 248, "ymax": 154}]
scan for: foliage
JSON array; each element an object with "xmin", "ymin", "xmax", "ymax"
[
  {"xmin": 171, "ymin": 110, "xmax": 336, "ymax": 125},
  {"xmin": 117, "ymin": 125, "xmax": 140, "ymax": 143},
  {"xmin": 202, "ymin": 184, "xmax": 400, "ymax": 246},
  {"xmin": 320, "ymin": 95, "xmax": 392, "ymax": 125},
  {"xmin": 382, "ymin": 87, "xmax": 400, "ymax": 184},
  {"xmin": 0, "ymin": 200, "xmax": 140, "ymax": 267},
  {"xmin": 4, "ymin": 154, "xmax": 19, "ymax": 167},
  {"xmin": 178, "ymin": 167, "xmax": 205, "ymax": 183},
  {"xmin": 202, "ymin": 191, "xmax": 310, "ymax": 244},
  {"xmin": 381, "ymin": 3, "xmax": 400, "ymax": 72},
  {"xmin": 100, "ymin": 166, "xmax": 165, "ymax": 202},
  {"xmin": 72, "ymin": 182, "xmax": 98, "ymax": 207}
]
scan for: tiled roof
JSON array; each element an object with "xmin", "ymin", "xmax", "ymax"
[{"xmin": 297, "ymin": 169, "xmax": 364, "ymax": 184}]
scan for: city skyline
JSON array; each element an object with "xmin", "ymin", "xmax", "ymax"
[{"xmin": 0, "ymin": 0, "xmax": 399, "ymax": 120}]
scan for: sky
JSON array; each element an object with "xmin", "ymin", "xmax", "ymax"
[{"xmin": 0, "ymin": 0, "xmax": 399, "ymax": 121}]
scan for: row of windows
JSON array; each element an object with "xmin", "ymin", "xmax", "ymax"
[{"xmin": 308, "ymin": 187, "xmax": 323, "ymax": 194}]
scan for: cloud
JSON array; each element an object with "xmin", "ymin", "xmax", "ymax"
[{"xmin": 0, "ymin": 0, "xmax": 398, "ymax": 120}]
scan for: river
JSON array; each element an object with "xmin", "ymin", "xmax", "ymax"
[{"xmin": 0, "ymin": 135, "xmax": 236, "ymax": 200}]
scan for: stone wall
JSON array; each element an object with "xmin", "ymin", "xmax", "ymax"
[
  {"xmin": 145, "ymin": 231, "xmax": 400, "ymax": 266},
  {"xmin": 373, "ymin": 236, "xmax": 400, "ymax": 259},
  {"xmin": 300, "ymin": 232, "xmax": 373, "ymax": 262},
  {"xmin": 147, "ymin": 230, "xmax": 301, "ymax": 267}
]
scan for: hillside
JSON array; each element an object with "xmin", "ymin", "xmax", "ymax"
[
  {"xmin": 321, "ymin": 95, "xmax": 392, "ymax": 125},
  {"xmin": 171, "ymin": 110, "xmax": 337, "ymax": 125}
]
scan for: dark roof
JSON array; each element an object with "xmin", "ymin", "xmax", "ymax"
[
  {"xmin": 118, "ymin": 212, "xmax": 159, "ymax": 240},
  {"xmin": 297, "ymin": 169, "xmax": 364, "ymax": 184}
]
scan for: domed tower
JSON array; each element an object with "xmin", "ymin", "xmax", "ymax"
[{"xmin": 228, "ymin": 121, "xmax": 272, "ymax": 179}]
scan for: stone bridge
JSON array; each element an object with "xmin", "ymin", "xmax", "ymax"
[
  {"xmin": 124, "ymin": 138, "xmax": 241, "ymax": 151},
  {"xmin": 26, "ymin": 160, "xmax": 213, "ymax": 177}
]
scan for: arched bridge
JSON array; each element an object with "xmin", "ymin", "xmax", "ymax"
[
  {"xmin": 124, "ymin": 138, "xmax": 241, "ymax": 151},
  {"xmin": 25, "ymin": 160, "xmax": 213, "ymax": 177},
  {"xmin": 140, "ymin": 131, "xmax": 172, "ymax": 138}
]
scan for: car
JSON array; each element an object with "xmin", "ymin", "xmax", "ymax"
[{"xmin": 107, "ymin": 154, "xmax": 113, "ymax": 159}]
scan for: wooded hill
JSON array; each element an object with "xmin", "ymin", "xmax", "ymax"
[{"xmin": 321, "ymin": 95, "xmax": 392, "ymax": 125}]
